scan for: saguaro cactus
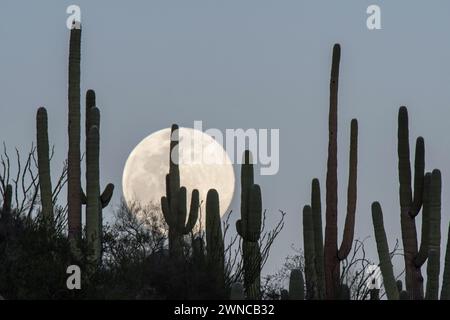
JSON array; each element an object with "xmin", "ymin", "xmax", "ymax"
[
  {"xmin": 289, "ymin": 269, "xmax": 305, "ymax": 300},
  {"xmin": 85, "ymin": 90, "xmax": 114, "ymax": 265},
  {"xmin": 236, "ymin": 150, "xmax": 263, "ymax": 300},
  {"xmin": 425, "ymin": 170, "xmax": 441, "ymax": 300},
  {"xmin": 397, "ymin": 106, "xmax": 425, "ymax": 299},
  {"xmin": 206, "ymin": 189, "xmax": 225, "ymax": 297},
  {"xmin": 67, "ymin": 22, "xmax": 82, "ymax": 240},
  {"xmin": 161, "ymin": 124, "xmax": 200, "ymax": 259},
  {"xmin": 36, "ymin": 108, "xmax": 54, "ymax": 223},
  {"xmin": 324, "ymin": 44, "xmax": 358, "ymax": 299},
  {"xmin": 303, "ymin": 205, "xmax": 317, "ymax": 299},
  {"xmin": 441, "ymin": 223, "xmax": 450, "ymax": 299},
  {"xmin": 371, "ymin": 202, "xmax": 399, "ymax": 300},
  {"xmin": 1, "ymin": 185, "xmax": 12, "ymax": 216},
  {"xmin": 311, "ymin": 179, "xmax": 325, "ymax": 299}
]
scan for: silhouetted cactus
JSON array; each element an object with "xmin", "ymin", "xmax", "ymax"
[
  {"xmin": 289, "ymin": 269, "xmax": 305, "ymax": 300},
  {"xmin": 2, "ymin": 185, "xmax": 12, "ymax": 216},
  {"xmin": 67, "ymin": 22, "xmax": 82, "ymax": 240},
  {"xmin": 206, "ymin": 189, "xmax": 225, "ymax": 297},
  {"xmin": 324, "ymin": 44, "xmax": 358, "ymax": 299},
  {"xmin": 311, "ymin": 179, "xmax": 325, "ymax": 299},
  {"xmin": 230, "ymin": 283, "xmax": 245, "ymax": 300},
  {"xmin": 85, "ymin": 90, "xmax": 114, "ymax": 265},
  {"xmin": 397, "ymin": 106, "xmax": 426, "ymax": 299},
  {"xmin": 236, "ymin": 150, "xmax": 262, "ymax": 300},
  {"xmin": 303, "ymin": 205, "xmax": 317, "ymax": 299},
  {"xmin": 441, "ymin": 223, "xmax": 450, "ymax": 299},
  {"xmin": 371, "ymin": 202, "xmax": 399, "ymax": 300},
  {"xmin": 36, "ymin": 108, "xmax": 54, "ymax": 224},
  {"xmin": 425, "ymin": 170, "xmax": 441, "ymax": 300},
  {"xmin": 161, "ymin": 124, "xmax": 200, "ymax": 259}
]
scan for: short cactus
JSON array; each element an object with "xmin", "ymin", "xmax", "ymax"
[{"xmin": 289, "ymin": 269, "xmax": 305, "ymax": 300}]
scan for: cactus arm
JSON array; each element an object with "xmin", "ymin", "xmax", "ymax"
[
  {"xmin": 371, "ymin": 202, "xmax": 399, "ymax": 300},
  {"xmin": 67, "ymin": 25, "xmax": 82, "ymax": 240},
  {"xmin": 410, "ymin": 137, "xmax": 425, "ymax": 217},
  {"xmin": 246, "ymin": 185, "xmax": 262, "ymax": 242},
  {"xmin": 425, "ymin": 169, "xmax": 441, "ymax": 300},
  {"xmin": 398, "ymin": 106, "xmax": 413, "ymax": 210},
  {"xmin": 100, "ymin": 183, "xmax": 114, "ymax": 208},
  {"xmin": 338, "ymin": 119, "xmax": 358, "ymax": 260},
  {"xmin": 183, "ymin": 189, "xmax": 199, "ymax": 234},
  {"xmin": 36, "ymin": 107, "xmax": 54, "ymax": 222},
  {"xmin": 303, "ymin": 205, "xmax": 317, "ymax": 299},
  {"xmin": 415, "ymin": 172, "xmax": 431, "ymax": 267},
  {"xmin": 161, "ymin": 196, "xmax": 173, "ymax": 227}
]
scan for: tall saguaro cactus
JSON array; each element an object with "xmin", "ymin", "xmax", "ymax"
[
  {"xmin": 397, "ymin": 106, "xmax": 426, "ymax": 299},
  {"xmin": 206, "ymin": 189, "xmax": 225, "ymax": 297},
  {"xmin": 324, "ymin": 44, "xmax": 358, "ymax": 299},
  {"xmin": 67, "ymin": 22, "xmax": 82, "ymax": 240},
  {"xmin": 303, "ymin": 205, "xmax": 317, "ymax": 299},
  {"xmin": 36, "ymin": 107, "xmax": 54, "ymax": 223},
  {"xmin": 85, "ymin": 90, "xmax": 114, "ymax": 265},
  {"xmin": 161, "ymin": 124, "xmax": 200, "ymax": 259},
  {"xmin": 236, "ymin": 150, "xmax": 263, "ymax": 300}
]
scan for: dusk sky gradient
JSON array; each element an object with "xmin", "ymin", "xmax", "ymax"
[{"xmin": 1, "ymin": 0, "xmax": 450, "ymax": 282}]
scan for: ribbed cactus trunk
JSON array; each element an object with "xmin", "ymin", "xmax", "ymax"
[
  {"xmin": 289, "ymin": 269, "xmax": 305, "ymax": 300},
  {"xmin": 302, "ymin": 205, "xmax": 317, "ymax": 299},
  {"xmin": 397, "ymin": 106, "xmax": 425, "ymax": 299},
  {"xmin": 441, "ymin": 224, "xmax": 450, "ymax": 299},
  {"xmin": 161, "ymin": 124, "xmax": 200, "ymax": 259},
  {"xmin": 371, "ymin": 202, "xmax": 399, "ymax": 300},
  {"xmin": 236, "ymin": 150, "xmax": 262, "ymax": 300},
  {"xmin": 206, "ymin": 189, "xmax": 226, "ymax": 298},
  {"xmin": 425, "ymin": 170, "xmax": 441, "ymax": 300},
  {"xmin": 324, "ymin": 44, "xmax": 358, "ymax": 299},
  {"xmin": 311, "ymin": 179, "xmax": 325, "ymax": 299},
  {"xmin": 85, "ymin": 90, "xmax": 114, "ymax": 266},
  {"xmin": 36, "ymin": 107, "xmax": 54, "ymax": 223},
  {"xmin": 67, "ymin": 24, "xmax": 82, "ymax": 240}
]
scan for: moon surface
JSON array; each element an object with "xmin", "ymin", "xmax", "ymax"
[{"xmin": 122, "ymin": 127, "xmax": 235, "ymax": 228}]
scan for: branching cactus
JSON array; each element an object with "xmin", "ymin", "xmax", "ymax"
[
  {"xmin": 371, "ymin": 202, "xmax": 399, "ymax": 300},
  {"xmin": 36, "ymin": 108, "xmax": 54, "ymax": 224},
  {"xmin": 206, "ymin": 189, "xmax": 225, "ymax": 297},
  {"xmin": 67, "ymin": 22, "xmax": 82, "ymax": 240},
  {"xmin": 324, "ymin": 44, "xmax": 358, "ymax": 299},
  {"xmin": 397, "ymin": 106, "xmax": 426, "ymax": 299},
  {"xmin": 85, "ymin": 90, "xmax": 114, "ymax": 265},
  {"xmin": 236, "ymin": 150, "xmax": 262, "ymax": 300},
  {"xmin": 161, "ymin": 124, "xmax": 200, "ymax": 259}
]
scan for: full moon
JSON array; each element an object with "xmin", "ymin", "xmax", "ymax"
[{"xmin": 122, "ymin": 127, "xmax": 235, "ymax": 227}]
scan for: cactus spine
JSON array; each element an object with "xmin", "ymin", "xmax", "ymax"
[
  {"xmin": 85, "ymin": 90, "xmax": 114, "ymax": 265},
  {"xmin": 289, "ymin": 269, "xmax": 305, "ymax": 300},
  {"xmin": 206, "ymin": 189, "xmax": 225, "ymax": 297},
  {"xmin": 324, "ymin": 44, "xmax": 358, "ymax": 299},
  {"xmin": 371, "ymin": 202, "xmax": 399, "ymax": 300},
  {"xmin": 67, "ymin": 22, "xmax": 82, "ymax": 240},
  {"xmin": 36, "ymin": 108, "xmax": 54, "ymax": 223},
  {"xmin": 236, "ymin": 150, "xmax": 262, "ymax": 300},
  {"xmin": 161, "ymin": 124, "xmax": 200, "ymax": 259}
]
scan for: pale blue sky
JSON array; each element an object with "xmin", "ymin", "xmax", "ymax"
[{"xmin": 1, "ymin": 1, "xmax": 450, "ymax": 281}]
